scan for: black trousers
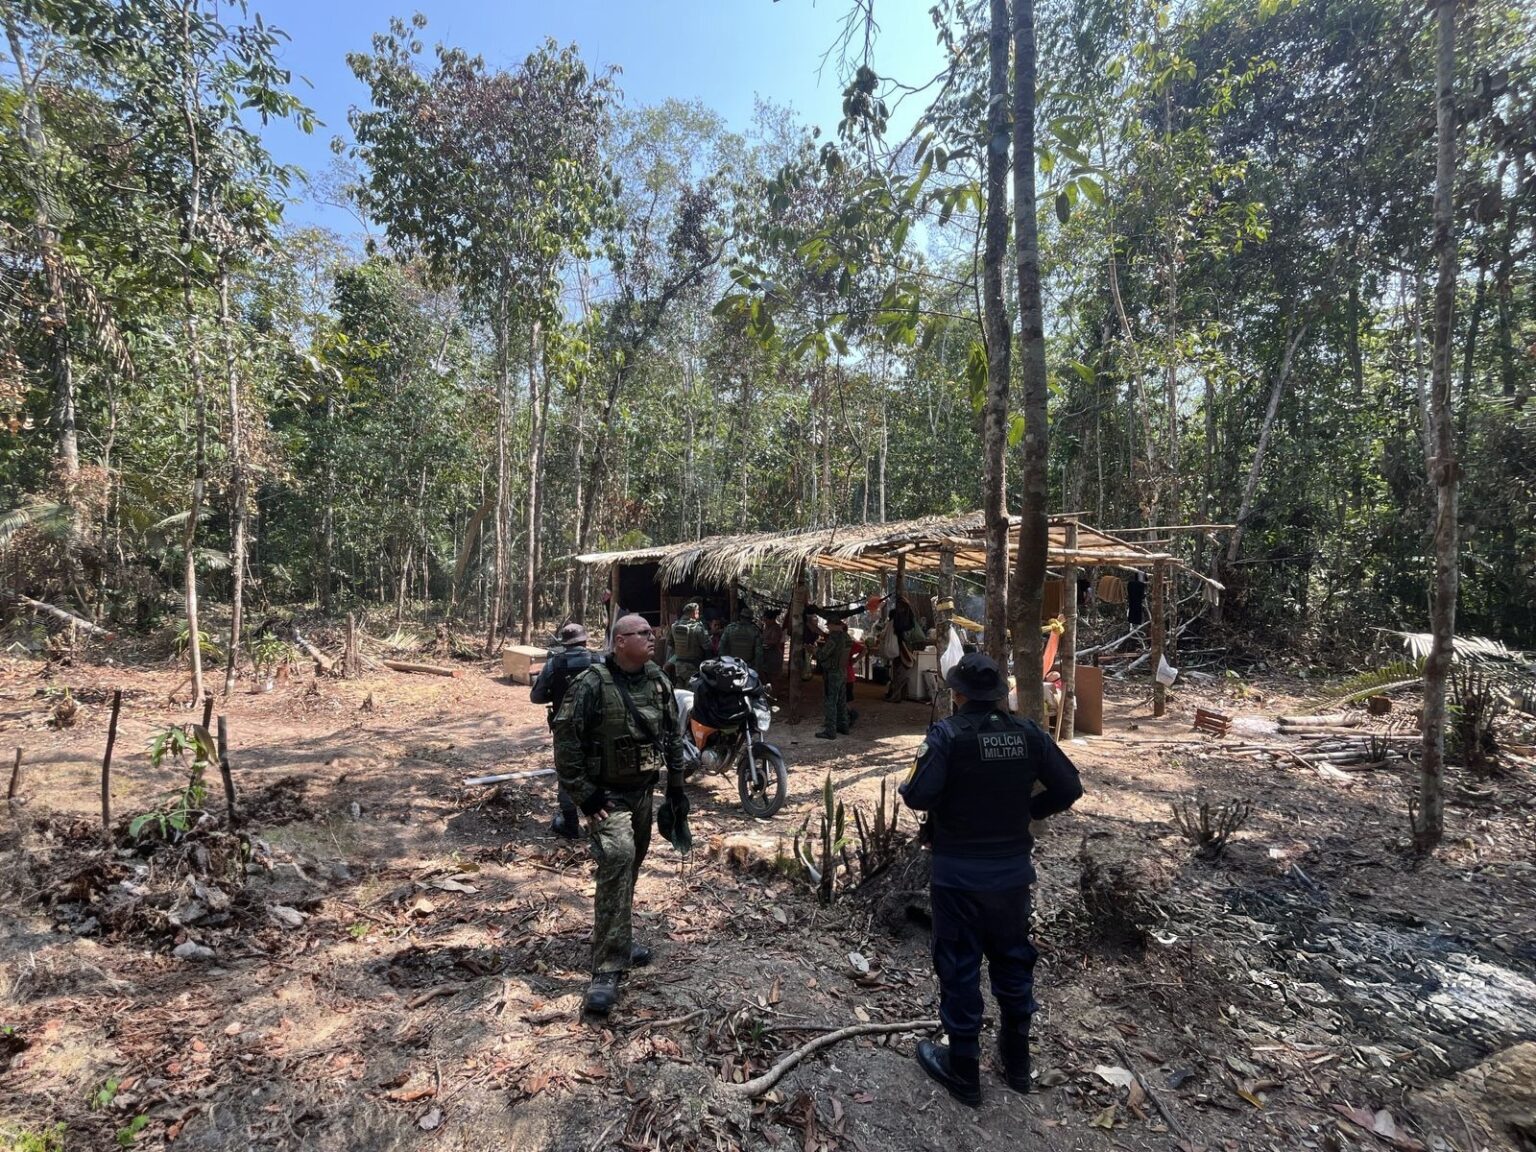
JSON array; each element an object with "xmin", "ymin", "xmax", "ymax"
[{"xmin": 930, "ymin": 884, "xmax": 1038, "ymax": 1058}]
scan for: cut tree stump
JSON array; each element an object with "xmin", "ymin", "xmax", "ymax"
[{"xmin": 383, "ymin": 659, "xmax": 461, "ymax": 678}]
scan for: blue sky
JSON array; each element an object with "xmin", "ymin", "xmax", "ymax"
[{"xmin": 254, "ymin": 0, "xmax": 947, "ymax": 234}]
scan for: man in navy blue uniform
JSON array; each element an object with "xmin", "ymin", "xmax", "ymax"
[{"xmin": 900, "ymin": 652, "xmax": 1083, "ymax": 1105}]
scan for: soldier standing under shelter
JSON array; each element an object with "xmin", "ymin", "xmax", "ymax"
[
  {"xmin": 900, "ymin": 652, "xmax": 1083, "ymax": 1105},
  {"xmin": 553, "ymin": 613, "xmax": 688, "ymax": 1016},
  {"xmin": 528, "ymin": 622, "xmax": 594, "ymax": 839},
  {"xmin": 814, "ymin": 618, "xmax": 853, "ymax": 739},
  {"xmin": 667, "ymin": 601, "xmax": 708, "ymax": 687},
  {"xmin": 719, "ymin": 605, "xmax": 764, "ymax": 673}
]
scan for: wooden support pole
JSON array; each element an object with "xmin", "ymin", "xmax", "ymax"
[
  {"xmin": 1151, "ymin": 559, "xmax": 1168, "ymax": 717},
  {"xmin": 7, "ymin": 747, "xmax": 21, "ymax": 802},
  {"xmin": 728, "ymin": 583, "xmax": 739, "ymax": 620},
  {"xmin": 894, "ymin": 553, "xmax": 908, "ymax": 602},
  {"xmin": 1059, "ymin": 523, "xmax": 1079, "ymax": 738},
  {"xmin": 200, "ymin": 691, "xmax": 215, "ymax": 733},
  {"xmin": 216, "ymin": 715, "xmax": 238, "ymax": 828},
  {"xmin": 101, "ymin": 689, "xmax": 122, "ymax": 842},
  {"xmin": 933, "ymin": 550, "xmax": 956, "ymax": 719},
  {"xmin": 345, "ymin": 612, "xmax": 359, "ymax": 678},
  {"xmin": 786, "ymin": 563, "xmax": 809, "ymax": 725}
]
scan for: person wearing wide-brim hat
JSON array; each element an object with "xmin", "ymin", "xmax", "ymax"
[{"xmin": 899, "ymin": 651, "xmax": 1083, "ymax": 1106}]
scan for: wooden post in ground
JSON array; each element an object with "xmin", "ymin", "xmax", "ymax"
[
  {"xmin": 345, "ymin": 612, "xmax": 359, "ymax": 678},
  {"xmin": 728, "ymin": 584, "xmax": 739, "ymax": 620},
  {"xmin": 1059, "ymin": 522, "xmax": 1079, "ymax": 738},
  {"xmin": 1151, "ymin": 559, "xmax": 1168, "ymax": 717},
  {"xmin": 786, "ymin": 563, "xmax": 809, "ymax": 725},
  {"xmin": 7, "ymin": 747, "xmax": 21, "ymax": 802},
  {"xmin": 216, "ymin": 715, "xmax": 238, "ymax": 828},
  {"xmin": 101, "ymin": 689, "xmax": 122, "ymax": 842},
  {"xmin": 894, "ymin": 552, "xmax": 908, "ymax": 604},
  {"xmin": 200, "ymin": 691, "xmax": 214, "ymax": 733}
]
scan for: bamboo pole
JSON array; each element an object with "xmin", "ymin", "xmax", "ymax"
[
  {"xmin": 1151, "ymin": 559, "xmax": 1168, "ymax": 717},
  {"xmin": 101, "ymin": 689, "xmax": 122, "ymax": 842}
]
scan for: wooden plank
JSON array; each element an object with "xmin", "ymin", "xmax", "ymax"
[{"xmin": 1059, "ymin": 523, "xmax": 1079, "ymax": 738}]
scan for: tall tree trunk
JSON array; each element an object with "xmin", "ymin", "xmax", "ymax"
[
  {"xmin": 981, "ymin": 0, "xmax": 1013, "ymax": 664},
  {"xmin": 573, "ymin": 363, "xmax": 627, "ymax": 624},
  {"xmin": 487, "ymin": 286, "xmax": 510, "ymax": 655},
  {"xmin": 1161, "ymin": 87, "xmax": 1181, "ymax": 526},
  {"xmin": 1416, "ymin": 0, "xmax": 1460, "ymax": 854},
  {"xmin": 521, "ymin": 319, "xmax": 543, "ymax": 644},
  {"xmin": 219, "ymin": 262, "xmax": 248, "ymax": 696},
  {"xmin": 3, "ymin": 11, "xmax": 77, "ymax": 477},
  {"xmin": 319, "ymin": 394, "xmax": 335, "ymax": 612},
  {"xmin": 178, "ymin": 2, "xmax": 206, "ymax": 705},
  {"xmin": 1007, "ymin": 0, "xmax": 1048, "ymax": 720}
]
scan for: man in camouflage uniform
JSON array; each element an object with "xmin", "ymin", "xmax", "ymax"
[
  {"xmin": 554, "ymin": 614, "xmax": 687, "ymax": 1017},
  {"xmin": 667, "ymin": 601, "xmax": 708, "ymax": 687},
  {"xmin": 719, "ymin": 605, "xmax": 764, "ymax": 673},
  {"xmin": 529, "ymin": 622, "xmax": 594, "ymax": 839},
  {"xmin": 814, "ymin": 618, "xmax": 853, "ymax": 739}
]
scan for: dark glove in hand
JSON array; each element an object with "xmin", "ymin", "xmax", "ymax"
[
  {"xmin": 579, "ymin": 789, "xmax": 611, "ymax": 817},
  {"xmin": 665, "ymin": 786, "xmax": 690, "ymax": 819}
]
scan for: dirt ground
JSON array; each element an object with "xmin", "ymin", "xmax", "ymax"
[{"xmin": 1, "ymin": 644, "xmax": 1534, "ymax": 1152}]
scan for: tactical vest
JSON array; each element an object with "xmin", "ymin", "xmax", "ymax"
[
  {"xmin": 544, "ymin": 647, "xmax": 593, "ymax": 711},
  {"xmin": 670, "ymin": 619, "xmax": 705, "ymax": 663},
  {"xmin": 926, "ymin": 711, "xmax": 1038, "ymax": 859},
  {"xmin": 583, "ymin": 662, "xmax": 669, "ymax": 789},
  {"xmin": 720, "ymin": 622, "xmax": 758, "ymax": 661}
]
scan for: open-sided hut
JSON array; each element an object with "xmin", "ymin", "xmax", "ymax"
[{"xmin": 573, "ymin": 512, "xmax": 1218, "ymax": 732}]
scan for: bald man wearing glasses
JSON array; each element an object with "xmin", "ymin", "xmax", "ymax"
[{"xmin": 553, "ymin": 613, "xmax": 687, "ymax": 1016}]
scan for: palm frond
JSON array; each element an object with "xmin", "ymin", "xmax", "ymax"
[
  {"xmin": 0, "ymin": 496, "xmax": 74, "ymax": 550},
  {"xmin": 1307, "ymin": 658, "xmax": 1425, "ymax": 713},
  {"xmin": 1382, "ymin": 630, "xmax": 1520, "ymax": 664}
]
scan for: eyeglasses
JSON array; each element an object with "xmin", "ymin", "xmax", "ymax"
[{"xmin": 616, "ymin": 629, "xmax": 655, "ymax": 639}]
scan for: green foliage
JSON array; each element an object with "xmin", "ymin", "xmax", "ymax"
[
  {"xmin": 0, "ymin": 1124, "xmax": 67, "ymax": 1152},
  {"xmin": 129, "ymin": 724, "xmax": 214, "ymax": 842},
  {"xmin": 114, "ymin": 1116, "xmax": 149, "ymax": 1148}
]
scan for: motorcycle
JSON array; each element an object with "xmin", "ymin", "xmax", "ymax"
[{"xmin": 673, "ymin": 657, "xmax": 788, "ymax": 818}]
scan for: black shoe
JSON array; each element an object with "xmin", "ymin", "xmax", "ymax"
[
  {"xmin": 551, "ymin": 814, "xmax": 581, "ymax": 840},
  {"xmin": 847, "ymin": 709, "xmax": 859, "ymax": 726},
  {"xmin": 629, "ymin": 943, "xmax": 652, "ymax": 968},
  {"xmin": 917, "ymin": 1039, "xmax": 981, "ymax": 1106},
  {"xmin": 815, "ymin": 730, "xmax": 836, "ymax": 740},
  {"xmin": 997, "ymin": 1020, "xmax": 1031, "ymax": 1092},
  {"xmin": 584, "ymin": 971, "xmax": 620, "ymax": 1016},
  {"xmin": 836, "ymin": 725, "xmax": 851, "ymax": 734}
]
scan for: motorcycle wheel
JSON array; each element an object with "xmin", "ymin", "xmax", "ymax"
[{"xmin": 737, "ymin": 744, "xmax": 788, "ymax": 818}]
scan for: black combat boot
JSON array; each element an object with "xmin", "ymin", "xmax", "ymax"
[
  {"xmin": 916, "ymin": 1039, "xmax": 982, "ymax": 1107},
  {"xmin": 814, "ymin": 729, "xmax": 836, "ymax": 739},
  {"xmin": 583, "ymin": 971, "xmax": 620, "ymax": 1016},
  {"xmin": 550, "ymin": 812, "xmax": 581, "ymax": 840},
  {"xmin": 996, "ymin": 1015, "xmax": 1031, "ymax": 1092}
]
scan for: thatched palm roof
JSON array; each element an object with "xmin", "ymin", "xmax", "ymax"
[{"xmin": 572, "ymin": 511, "xmax": 1213, "ymax": 590}]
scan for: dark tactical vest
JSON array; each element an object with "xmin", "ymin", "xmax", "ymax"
[
  {"xmin": 670, "ymin": 619, "xmax": 706, "ymax": 663},
  {"xmin": 584, "ymin": 662, "xmax": 671, "ymax": 789},
  {"xmin": 926, "ymin": 710, "xmax": 1038, "ymax": 859},
  {"xmin": 719, "ymin": 621, "xmax": 759, "ymax": 661},
  {"xmin": 541, "ymin": 647, "xmax": 593, "ymax": 711}
]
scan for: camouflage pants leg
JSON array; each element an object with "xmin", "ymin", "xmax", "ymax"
[
  {"xmin": 822, "ymin": 676, "xmax": 848, "ymax": 733},
  {"xmin": 588, "ymin": 787, "xmax": 655, "ymax": 974}
]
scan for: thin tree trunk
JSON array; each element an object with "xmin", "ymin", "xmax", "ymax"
[
  {"xmin": 1224, "ymin": 318, "xmax": 1308, "ymax": 569},
  {"xmin": 981, "ymin": 0, "xmax": 1013, "ymax": 664},
  {"xmin": 521, "ymin": 319, "xmax": 543, "ymax": 644},
  {"xmin": 320, "ymin": 394, "xmax": 335, "ymax": 612},
  {"xmin": 1007, "ymin": 0, "xmax": 1048, "ymax": 721},
  {"xmin": 178, "ymin": 1, "xmax": 206, "ymax": 705},
  {"xmin": 1416, "ymin": 0, "xmax": 1460, "ymax": 854},
  {"xmin": 219, "ymin": 262, "xmax": 248, "ymax": 696},
  {"xmin": 488, "ymin": 285, "xmax": 510, "ymax": 655}
]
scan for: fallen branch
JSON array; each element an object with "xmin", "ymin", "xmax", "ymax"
[
  {"xmin": 720, "ymin": 1018, "xmax": 938, "ymax": 1099},
  {"xmin": 407, "ymin": 982, "xmax": 468, "ymax": 1009},
  {"xmin": 1112, "ymin": 1038, "xmax": 1192, "ymax": 1147},
  {"xmin": 9, "ymin": 593, "xmax": 116, "ymax": 641},
  {"xmin": 627, "ymin": 1008, "xmax": 707, "ymax": 1032},
  {"xmin": 464, "ymin": 768, "xmax": 556, "ymax": 786},
  {"xmin": 1278, "ymin": 713, "xmax": 1360, "ymax": 729},
  {"xmin": 383, "ymin": 659, "xmax": 461, "ymax": 678},
  {"xmin": 294, "ymin": 634, "xmax": 335, "ymax": 674}
]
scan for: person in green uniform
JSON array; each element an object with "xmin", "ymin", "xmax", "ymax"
[
  {"xmin": 719, "ymin": 605, "xmax": 764, "ymax": 672},
  {"xmin": 667, "ymin": 602, "xmax": 708, "ymax": 687},
  {"xmin": 814, "ymin": 618, "xmax": 853, "ymax": 739},
  {"xmin": 553, "ymin": 614, "xmax": 687, "ymax": 1017}
]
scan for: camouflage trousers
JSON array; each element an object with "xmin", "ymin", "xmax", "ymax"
[
  {"xmin": 822, "ymin": 674, "xmax": 850, "ymax": 733},
  {"xmin": 588, "ymin": 787, "xmax": 655, "ymax": 974}
]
